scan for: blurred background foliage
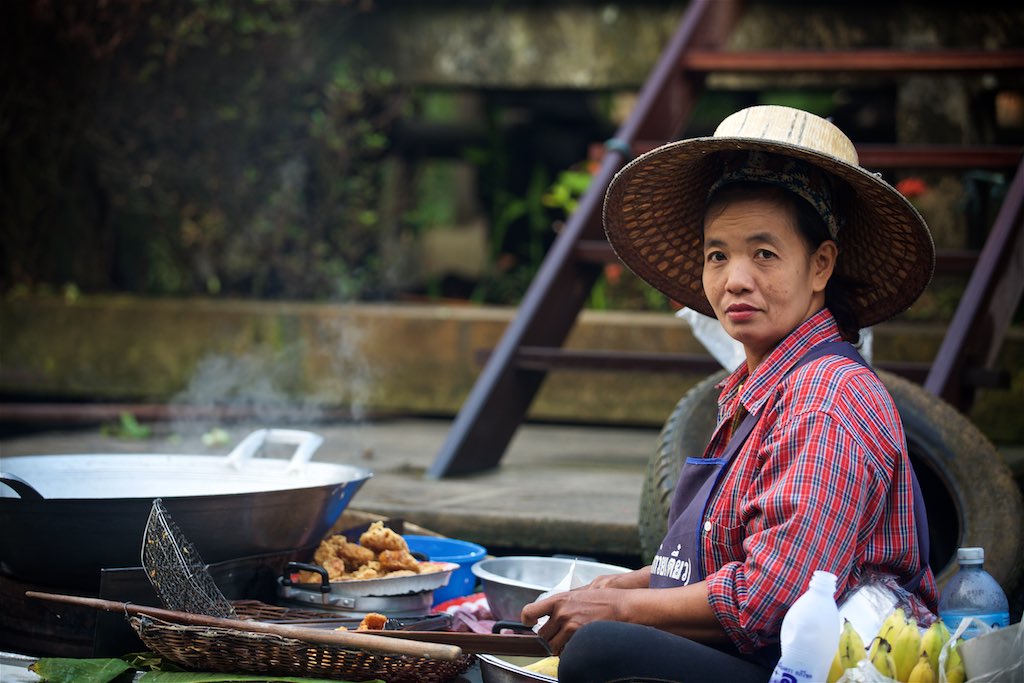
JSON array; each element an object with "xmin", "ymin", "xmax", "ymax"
[
  {"xmin": 0, "ymin": 0, "xmax": 675, "ymax": 310},
  {"xmin": 2, "ymin": 0, "xmax": 407, "ymax": 301}
]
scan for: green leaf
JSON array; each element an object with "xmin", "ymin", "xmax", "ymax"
[
  {"xmin": 30, "ymin": 658, "xmax": 133, "ymax": 683},
  {"xmin": 118, "ymin": 412, "xmax": 152, "ymax": 439},
  {"xmin": 139, "ymin": 672, "xmax": 383, "ymax": 682}
]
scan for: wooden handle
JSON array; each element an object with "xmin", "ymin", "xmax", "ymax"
[
  {"xmin": 367, "ymin": 629, "xmax": 552, "ymax": 657},
  {"xmin": 26, "ymin": 591, "xmax": 463, "ymax": 662}
]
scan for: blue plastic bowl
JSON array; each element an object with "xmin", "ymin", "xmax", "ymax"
[{"xmin": 404, "ymin": 535, "xmax": 487, "ymax": 605}]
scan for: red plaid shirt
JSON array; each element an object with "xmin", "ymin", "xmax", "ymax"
[{"xmin": 702, "ymin": 308, "xmax": 938, "ymax": 653}]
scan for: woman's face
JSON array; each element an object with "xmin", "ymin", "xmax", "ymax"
[{"xmin": 702, "ymin": 195, "xmax": 836, "ymax": 371}]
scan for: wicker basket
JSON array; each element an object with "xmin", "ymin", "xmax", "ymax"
[{"xmin": 129, "ymin": 612, "xmax": 475, "ymax": 683}]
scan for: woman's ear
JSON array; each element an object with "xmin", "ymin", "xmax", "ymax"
[{"xmin": 812, "ymin": 240, "xmax": 838, "ymax": 294}]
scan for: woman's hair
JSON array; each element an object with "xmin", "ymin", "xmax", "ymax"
[{"xmin": 704, "ymin": 181, "xmax": 864, "ymax": 344}]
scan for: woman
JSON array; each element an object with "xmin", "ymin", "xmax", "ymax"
[{"xmin": 520, "ymin": 106, "xmax": 939, "ymax": 682}]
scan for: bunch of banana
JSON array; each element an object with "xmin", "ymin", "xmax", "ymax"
[
  {"xmin": 911, "ymin": 620, "xmax": 964, "ymax": 683},
  {"xmin": 826, "ymin": 609, "xmax": 964, "ymax": 683},
  {"xmin": 892, "ymin": 614, "xmax": 922, "ymax": 681}
]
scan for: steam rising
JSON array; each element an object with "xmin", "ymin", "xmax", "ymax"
[{"xmin": 167, "ymin": 310, "xmax": 376, "ymax": 448}]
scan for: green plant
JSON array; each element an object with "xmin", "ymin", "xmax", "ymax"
[
  {"xmin": 542, "ymin": 167, "xmax": 594, "ymax": 215},
  {"xmin": 3, "ymin": 1, "xmax": 406, "ymax": 301},
  {"xmin": 101, "ymin": 412, "xmax": 152, "ymax": 440}
]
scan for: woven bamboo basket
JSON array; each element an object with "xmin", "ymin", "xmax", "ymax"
[{"xmin": 128, "ymin": 603, "xmax": 475, "ymax": 683}]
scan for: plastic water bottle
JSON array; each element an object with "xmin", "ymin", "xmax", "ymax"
[
  {"xmin": 769, "ymin": 570, "xmax": 841, "ymax": 683},
  {"xmin": 938, "ymin": 547, "xmax": 1010, "ymax": 640}
]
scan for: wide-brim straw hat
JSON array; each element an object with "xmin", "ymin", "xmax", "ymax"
[{"xmin": 603, "ymin": 105, "xmax": 934, "ymax": 328}]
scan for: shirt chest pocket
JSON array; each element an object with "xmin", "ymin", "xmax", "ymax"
[{"xmin": 703, "ymin": 519, "xmax": 746, "ymax": 560}]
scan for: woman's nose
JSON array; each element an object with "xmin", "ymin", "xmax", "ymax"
[{"xmin": 724, "ymin": 260, "xmax": 754, "ymax": 292}]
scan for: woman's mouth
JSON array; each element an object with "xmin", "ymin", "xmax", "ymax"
[{"xmin": 725, "ymin": 303, "xmax": 758, "ymax": 322}]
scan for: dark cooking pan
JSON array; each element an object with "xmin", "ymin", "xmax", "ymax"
[{"xmin": 0, "ymin": 429, "xmax": 372, "ymax": 590}]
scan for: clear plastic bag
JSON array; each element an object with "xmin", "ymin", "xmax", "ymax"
[
  {"xmin": 675, "ymin": 307, "xmax": 874, "ymax": 370},
  {"xmin": 949, "ymin": 617, "xmax": 1022, "ymax": 683},
  {"xmin": 838, "ymin": 571, "xmax": 936, "ymax": 646},
  {"xmin": 836, "ymin": 659, "xmax": 898, "ymax": 683},
  {"xmin": 675, "ymin": 307, "xmax": 745, "ymax": 370}
]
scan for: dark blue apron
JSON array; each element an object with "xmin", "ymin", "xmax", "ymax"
[{"xmin": 649, "ymin": 341, "xmax": 929, "ymax": 593}]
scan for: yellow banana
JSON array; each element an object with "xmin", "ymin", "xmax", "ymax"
[
  {"xmin": 839, "ymin": 618, "xmax": 867, "ymax": 670},
  {"xmin": 869, "ymin": 637, "xmax": 897, "ymax": 680},
  {"xmin": 827, "ymin": 619, "xmax": 867, "ymax": 683},
  {"xmin": 937, "ymin": 619, "xmax": 952, "ymax": 644},
  {"xmin": 945, "ymin": 660, "xmax": 966, "ymax": 683},
  {"xmin": 892, "ymin": 619, "xmax": 922, "ymax": 682},
  {"xmin": 944, "ymin": 639, "xmax": 962, "ymax": 670},
  {"xmin": 919, "ymin": 621, "xmax": 949, "ymax": 675},
  {"xmin": 878, "ymin": 608, "xmax": 908, "ymax": 643},
  {"xmin": 945, "ymin": 640, "xmax": 965, "ymax": 683},
  {"xmin": 907, "ymin": 651, "xmax": 937, "ymax": 683},
  {"xmin": 827, "ymin": 650, "xmax": 844, "ymax": 683}
]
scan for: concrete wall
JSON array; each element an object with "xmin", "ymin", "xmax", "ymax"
[
  {"xmin": 350, "ymin": 2, "xmax": 1024, "ymax": 89},
  {"xmin": 2, "ymin": 296, "xmax": 1021, "ymax": 443}
]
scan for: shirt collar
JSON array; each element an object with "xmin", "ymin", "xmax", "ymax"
[{"xmin": 717, "ymin": 308, "xmax": 843, "ymax": 414}]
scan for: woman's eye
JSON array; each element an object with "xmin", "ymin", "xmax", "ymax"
[
  {"xmin": 754, "ymin": 249, "xmax": 776, "ymax": 259},
  {"xmin": 706, "ymin": 251, "xmax": 726, "ymax": 263}
]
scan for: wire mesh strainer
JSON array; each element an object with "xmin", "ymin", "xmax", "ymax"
[{"xmin": 141, "ymin": 498, "xmax": 236, "ymax": 618}]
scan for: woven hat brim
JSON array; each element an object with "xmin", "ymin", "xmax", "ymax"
[{"xmin": 603, "ymin": 136, "xmax": 935, "ymax": 328}]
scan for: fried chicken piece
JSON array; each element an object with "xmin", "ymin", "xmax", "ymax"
[
  {"xmin": 377, "ymin": 549, "xmax": 421, "ymax": 574},
  {"xmin": 313, "ymin": 538, "xmax": 339, "ymax": 566},
  {"xmin": 357, "ymin": 612, "xmax": 388, "ymax": 631},
  {"xmin": 381, "ymin": 569, "xmax": 417, "ymax": 579},
  {"xmin": 297, "ymin": 569, "xmax": 324, "ymax": 584},
  {"xmin": 322, "ymin": 557, "xmax": 347, "ymax": 581},
  {"xmin": 342, "ymin": 560, "xmax": 382, "ymax": 581},
  {"xmin": 311, "ymin": 534, "xmax": 378, "ymax": 575},
  {"xmin": 359, "ymin": 521, "xmax": 408, "ymax": 553},
  {"xmin": 335, "ymin": 540, "xmax": 377, "ymax": 570}
]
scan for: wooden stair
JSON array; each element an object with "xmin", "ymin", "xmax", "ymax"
[{"xmin": 428, "ymin": 0, "xmax": 1024, "ymax": 477}]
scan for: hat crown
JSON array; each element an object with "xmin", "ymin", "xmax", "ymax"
[{"xmin": 714, "ymin": 105, "xmax": 859, "ymax": 167}]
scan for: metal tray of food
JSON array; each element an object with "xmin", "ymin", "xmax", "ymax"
[{"xmin": 284, "ymin": 560, "xmax": 459, "ymax": 597}]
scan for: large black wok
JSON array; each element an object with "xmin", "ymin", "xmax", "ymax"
[{"xmin": 0, "ymin": 429, "xmax": 372, "ymax": 589}]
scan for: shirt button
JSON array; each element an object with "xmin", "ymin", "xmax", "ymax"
[{"xmin": 703, "ymin": 521, "xmax": 712, "ymax": 532}]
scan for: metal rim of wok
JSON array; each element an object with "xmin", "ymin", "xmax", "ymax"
[{"xmin": 0, "ymin": 428, "xmax": 372, "ymax": 500}]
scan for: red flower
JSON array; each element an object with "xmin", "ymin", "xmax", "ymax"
[
  {"xmin": 604, "ymin": 263, "xmax": 623, "ymax": 285},
  {"xmin": 896, "ymin": 177, "xmax": 928, "ymax": 198}
]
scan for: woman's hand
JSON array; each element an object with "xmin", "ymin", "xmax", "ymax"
[
  {"xmin": 520, "ymin": 587, "xmax": 627, "ymax": 654},
  {"xmin": 586, "ymin": 566, "xmax": 651, "ymax": 590},
  {"xmin": 519, "ymin": 567, "xmax": 650, "ymax": 653},
  {"xmin": 520, "ymin": 578, "xmax": 730, "ymax": 654}
]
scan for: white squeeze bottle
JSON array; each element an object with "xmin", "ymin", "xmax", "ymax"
[{"xmin": 769, "ymin": 570, "xmax": 840, "ymax": 683}]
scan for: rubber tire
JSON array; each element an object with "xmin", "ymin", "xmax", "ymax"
[{"xmin": 638, "ymin": 369, "xmax": 1024, "ymax": 593}]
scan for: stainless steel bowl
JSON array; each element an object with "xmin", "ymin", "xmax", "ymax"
[{"xmin": 471, "ymin": 556, "xmax": 631, "ymax": 621}]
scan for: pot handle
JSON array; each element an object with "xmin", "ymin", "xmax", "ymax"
[
  {"xmin": 283, "ymin": 561, "xmax": 332, "ymax": 594},
  {"xmin": 224, "ymin": 429, "xmax": 325, "ymax": 474},
  {"xmin": 0, "ymin": 472, "xmax": 45, "ymax": 501}
]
